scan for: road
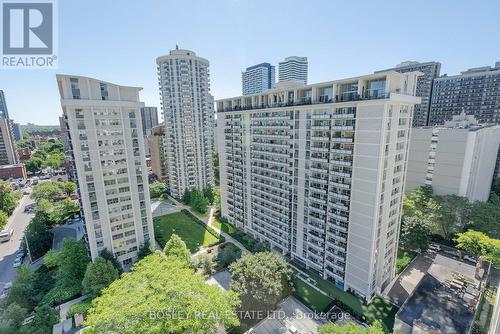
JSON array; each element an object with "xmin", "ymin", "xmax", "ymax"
[{"xmin": 0, "ymin": 195, "xmax": 35, "ymax": 291}]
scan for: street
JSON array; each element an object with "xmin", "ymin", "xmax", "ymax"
[{"xmin": 0, "ymin": 195, "xmax": 35, "ymax": 292}]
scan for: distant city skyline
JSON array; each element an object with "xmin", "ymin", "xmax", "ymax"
[{"xmin": 1, "ymin": 0, "xmax": 500, "ymax": 124}]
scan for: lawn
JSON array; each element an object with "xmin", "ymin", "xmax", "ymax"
[
  {"xmin": 291, "ymin": 261, "xmax": 398, "ymax": 330},
  {"xmin": 293, "ymin": 276, "xmax": 333, "ymax": 312},
  {"xmin": 154, "ymin": 211, "xmax": 223, "ymax": 253}
]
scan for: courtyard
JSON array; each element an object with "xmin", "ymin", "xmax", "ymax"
[{"xmin": 153, "ymin": 210, "xmax": 223, "ymax": 252}]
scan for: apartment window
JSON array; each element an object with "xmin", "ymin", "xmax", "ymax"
[
  {"xmin": 100, "ymin": 83, "xmax": 109, "ymax": 100},
  {"xmin": 70, "ymin": 78, "xmax": 80, "ymax": 99}
]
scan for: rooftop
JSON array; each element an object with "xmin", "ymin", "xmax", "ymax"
[{"xmin": 396, "ymin": 253, "xmax": 484, "ymax": 334}]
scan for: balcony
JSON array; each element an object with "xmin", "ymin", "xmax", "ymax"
[{"xmin": 219, "ymin": 92, "xmax": 390, "ymax": 112}]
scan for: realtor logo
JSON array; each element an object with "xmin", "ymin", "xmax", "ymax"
[{"xmin": 1, "ymin": 0, "xmax": 58, "ymax": 68}]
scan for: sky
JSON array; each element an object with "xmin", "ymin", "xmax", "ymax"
[{"xmin": 1, "ymin": 0, "xmax": 500, "ymax": 125}]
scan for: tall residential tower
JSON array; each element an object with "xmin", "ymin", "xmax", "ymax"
[
  {"xmin": 278, "ymin": 56, "xmax": 308, "ymax": 84},
  {"xmin": 157, "ymin": 48, "xmax": 214, "ymax": 197},
  {"xmin": 429, "ymin": 62, "xmax": 500, "ymax": 125},
  {"xmin": 217, "ymin": 71, "xmax": 420, "ymax": 301},
  {"xmin": 140, "ymin": 106, "xmax": 159, "ymax": 136},
  {"xmin": 0, "ymin": 90, "xmax": 9, "ymax": 119},
  {"xmin": 57, "ymin": 75, "xmax": 153, "ymax": 268},
  {"xmin": 242, "ymin": 62, "xmax": 275, "ymax": 95},
  {"xmin": 377, "ymin": 61, "xmax": 441, "ymax": 127}
]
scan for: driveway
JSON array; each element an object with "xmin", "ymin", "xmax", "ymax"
[
  {"xmin": 0, "ymin": 195, "xmax": 35, "ymax": 291},
  {"xmin": 384, "ymin": 251, "xmax": 435, "ymax": 307}
]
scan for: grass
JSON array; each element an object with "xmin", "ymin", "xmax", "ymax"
[
  {"xmin": 153, "ymin": 211, "xmax": 223, "ymax": 253},
  {"xmin": 396, "ymin": 249, "xmax": 416, "ymax": 274},
  {"xmin": 213, "ymin": 218, "xmax": 239, "ymax": 235},
  {"xmin": 293, "ymin": 276, "xmax": 332, "ymax": 312},
  {"xmin": 291, "ymin": 261, "xmax": 398, "ymax": 330},
  {"xmin": 67, "ymin": 299, "xmax": 92, "ymax": 318}
]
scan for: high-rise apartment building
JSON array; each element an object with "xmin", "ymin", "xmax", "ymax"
[
  {"xmin": 157, "ymin": 48, "xmax": 214, "ymax": 197},
  {"xmin": 146, "ymin": 124, "xmax": 168, "ymax": 181},
  {"xmin": 217, "ymin": 71, "xmax": 421, "ymax": 301},
  {"xmin": 140, "ymin": 106, "xmax": 159, "ymax": 136},
  {"xmin": 242, "ymin": 63, "xmax": 275, "ymax": 95},
  {"xmin": 377, "ymin": 61, "xmax": 441, "ymax": 127},
  {"xmin": 429, "ymin": 62, "xmax": 500, "ymax": 125},
  {"xmin": 12, "ymin": 123, "xmax": 21, "ymax": 141},
  {"xmin": 0, "ymin": 90, "xmax": 9, "ymax": 119},
  {"xmin": 57, "ymin": 75, "xmax": 153, "ymax": 267},
  {"xmin": 406, "ymin": 114, "xmax": 500, "ymax": 202},
  {"xmin": 0, "ymin": 118, "xmax": 19, "ymax": 165},
  {"xmin": 278, "ymin": 56, "xmax": 308, "ymax": 84}
]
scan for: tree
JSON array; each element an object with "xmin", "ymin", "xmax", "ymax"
[
  {"xmin": 25, "ymin": 217, "xmax": 53, "ymax": 260},
  {"xmin": 215, "ymin": 245, "xmax": 242, "ymax": 268},
  {"xmin": 56, "ymin": 239, "xmax": 90, "ymax": 291},
  {"xmin": 163, "ymin": 234, "xmax": 191, "ymax": 266},
  {"xmin": 400, "ymin": 216, "xmax": 432, "ymax": 252},
  {"xmin": 203, "ymin": 187, "xmax": 214, "ymax": 204},
  {"xmin": 182, "ymin": 188, "xmax": 191, "ymax": 204},
  {"xmin": 53, "ymin": 198, "xmax": 80, "ymax": 224},
  {"xmin": 190, "ymin": 188, "xmax": 209, "ymax": 213},
  {"xmin": 82, "ymin": 257, "xmax": 119, "ymax": 298},
  {"xmin": 149, "ymin": 181, "xmax": 167, "ymax": 199},
  {"xmin": 467, "ymin": 200, "xmax": 500, "ymax": 239},
  {"xmin": 25, "ymin": 157, "xmax": 43, "ymax": 174},
  {"xmin": 137, "ymin": 241, "xmax": 152, "ymax": 260},
  {"xmin": 6, "ymin": 266, "xmax": 37, "ymax": 310},
  {"xmin": 24, "ymin": 304, "xmax": 59, "ymax": 334},
  {"xmin": 318, "ymin": 321, "xmax": 385, "ymax": 334},
  {"xmin": 31, "ymin": 181, "xmax": 65, "ymax": 202},
  {"xmin": 455, "ymin": 230, "xmax": 500, "ymax": 268},
  {"xmin": 43, "ymin": 249, "xmax": 59, "ymax": 268},
  {"xmin": 434, "ymin": 195, "xmax": 470, "ymax": 240},
  {"xmin": 203, "ymin": 255, "xmax": 213, "ymax": 275},
  {"xmin": 229, "ymin": 252, "xmax": 293, "ymax": 311},
  {"xmin": 63, "ymin": 181, "xmax": 76, "ymax": 196},
  {"xmin": 1, "ymin": 302, "xmax": 28, "ymax": 328},
  {"xmin": 99, "ymin": 248, "xmax": 123, "ymax": 274},
  {"xmin": 84, "ymin": 253, "xmax": 240, "ymax": 334},
  {"xmin": 0, "ymin": 210, "xmax": 7, "ymax": 231},
  {"xmin": 0, "ymin": 182, "xmax": 19, "ymax": 215}
]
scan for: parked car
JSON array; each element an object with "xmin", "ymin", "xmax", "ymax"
[
  {"xmin": 0, "ymin": 282, "xmax": 12, "ymax": 299},
  {"xmin": 13, "ymin": 257, "xmax": 22, "ymax": 268},
  {"xmin": 463, "ymin": 254, "xmax": 478, "ymax": 263},
  {"xmin": 429, "ymin": 244, "xmax": 441, "ymax": 252},
  {"xmin": 0, "ymin": 229, "xmax": 13, "ymax": 242},
  {"xmin": 16, "ymin": 249, "xmax": 25, "ymax": 259}
]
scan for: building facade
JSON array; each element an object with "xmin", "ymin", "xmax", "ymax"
[
  {"xmin": 406, "ymin": 114, "xmax": 500, "ymax": 202},
  {"xmin": 242, "ymin": 63, "xmax": 276, "ymax": 95},
  {"xmin": 146, "ymin": 124, "xmax": 168, "ymax": 181},
  {"xmin": 57, "ymin": 75, "xmax": 154, "ymax": 267},
  {"xmin": 12, "ymin": 123, "xmax": 21, "ymax": 141},
  {"xmin": 429, "ymin": 62, "xmax": 500, "ymax": 125},
  {"xmin": 377, "ymin": 61, "xmax": 441, "ymax": 127},
  {"xmin": 140, "ymin": 106, "xmax": 159, "ymax": 136},
  {"xmin": 0, "ymin": 118, "xmax": 19, "ymax": 165},
  {"xmin": 217, "ymin": 71, "xmax": 420, "ymax": 301},
  {"xmin": 0, "ymin": 90, "xmax": 9, "ymax": 119},
  {"xmin": 278, "ymin": 56, "xmax": 308, "ymax": 84},
  {"xmin": 157, "ymin": 48, "xmax": 215, "ymax": 197}
]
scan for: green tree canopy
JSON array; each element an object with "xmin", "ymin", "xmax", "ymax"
[
  {"xmin": 400, "ymin": 216, "xmax": 432, "ymax": 252},
  {"xmin": 5, "ymin": 266, "xmax": 37, "ymax": 310},
  {"xmin": 137, "ymin": 241, "xmax": 152, "ymax": 260},
  {"xmin": 163, "ymin": 234, "xmax": 191, "ymax": 266},
  {"xmin": 31, "ymin": 181, "xmax": 65, "ymax": 202},
  {"xmin": 99, "ymin": 248, "xmax": 123, "ymax": 274},
  {"xmin": 63, "ymin": 181, "xmax": 76, "ymax": 196},
  {"xmin": 149, "ymin": 181, "xmax": 167, "ymax": 198},
  {"xmin": 455, "ymin": 230, "xmax": 500, "ymax": 268},
  {"xmin": 0, "ymin": 182, "xmax": 19, "ymax": 216},
  {"xmin": 82, "ymin": 257, "xmax": 119, "ymax": 298},
  {"xmin": 56, "ymin": 239, "xmax": 90, "ymax": 292},
  {"xmin": 0, "ymin": 210, "xmax": 8, "ymax": 231},
  {"xmin": 229, "ymin": 252, "xmax": 293, "ymax": 310},
  {"xmin": 84, "ymin": 253, "xmax": 240, "ymax": 334},
  {"xmin": 318, "ymin": 320, "xmax": 385, "ymax": 334},
  {"xmin": 25, "ymin": 157, "xmax": 43, "ymax": 174}
]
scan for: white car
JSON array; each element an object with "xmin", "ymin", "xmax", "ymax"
[{"xmin": 429, "ymin": 244, "xmax": 441, "ymax": 252}]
